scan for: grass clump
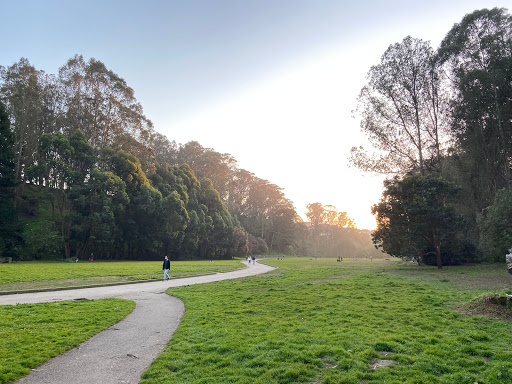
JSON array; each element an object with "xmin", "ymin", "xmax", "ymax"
[
  {"xmin": 0, "ymin": 298, "xmax": 135, "ymax": 384},
  {"xmin": 141, "ymin": 258, "xmax": 512, "ymax": 384}
]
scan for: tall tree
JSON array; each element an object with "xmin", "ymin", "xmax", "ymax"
[
  {"xmin": 37, "ymin": 130, "xmax": 95, "ymax": 258},
  {"xmin": 351, "ymin": 36, "xmax": 447, "ymax": 175},
  {"xmin": 59, "ymin": 55, "xmax": 155, "ymax": 170},
  {"xmin": 0, "ymin": 102, "xmax": 21, "ymax": 257},
  {"xmin": 0, "ymin": 58, "xmax": 62, "ymax": 187},
  {"xmin": 105, "ymin": 150, "xmax": 162, "ymax": 258},
  {"xmin": 177, "ymin": 141, "xmax": 234, "ymax": 200},
  {"xmin": 437, "ymin": 7, "xmax": 512, "ymax": 210},
  {"xmin": 69, "ymin": 167, "xmax": 129, "ymax": 259},
  {"xmin": 323, "ymin": 205, "xmax": 356, "ymax": 228},
  {"xmin": 152, "ymin": 132, "xmax": 178, "ymax": 166},
  {"xmin": 306, "ymin": 203, "xmax": 325, "ymax": 227}
]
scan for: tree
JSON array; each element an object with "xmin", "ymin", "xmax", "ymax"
[
  {"xmin": 372, "ymin": 175, "xmax": 463, "ymax": 268},
  {"xmin": 227, "ymin": 167, "xmax": 298, "ymax": 253},
  {"xmin": 479, "ymin": 188, "xmax": 512, "ymax": 261},
  {"xmin": 69, "ymin": 167, "xmax": 129, "ymax": 259},
  {"xmin": 177, "ymin": 141, "xmax": 234, "ymax": 200},
  {"xmin": 0, "ymin": 58, "xmax": 62, "ymax": 187},
  {"xmin": 36, "ymin": 130, "xmax": 95, "ymax": 258},
  {"xmin": 306, "ymin": 203, "xmax": 324, "ymax": 227},
  {"xmin": 59, "ymin": 55, "xmax": 155, "ymax": 169},
  {"xmin": 152, "ymin": 132, "xmax": 178, "ymax": 166},
  {"xmin": 351, "ymin": 36, "xmax": 448, "ymax": 176},
  {"xmin": 437, "ymin": 7, "xmax": 512, "ymax": 210},
  {"xmin": 0, "ymin": 102, "xmax": 21, "ymax": 257},
  {"xmin": 198, "ymin": 178, "xmax": 234, "ymax": 258},
  {"xmin": 149, "ymin": 163, "xmax": 190, "ymax": 257},
  {"xmin": 323, "ymin": 205, "xmax": 356, "ymax": 228},
  {"xmin": 105, "ymin": 150, "xmax": 162, "ymax": 258}
]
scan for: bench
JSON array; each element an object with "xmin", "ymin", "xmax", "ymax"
[{"xmin": 0, "ymin": 257, "xmax": 12, "ymax": 263}]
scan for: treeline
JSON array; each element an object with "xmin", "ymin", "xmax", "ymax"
[
  {"xmin": 0, "ymin": 55, "xmax": 372, "ymax": 260},
  {"xmin": 353, "ymin": 8, "xmax": 512, "ymax": 267},
  {"xmin": 302, "ymin": 203, "xmax": 382, "ymax": 259}
]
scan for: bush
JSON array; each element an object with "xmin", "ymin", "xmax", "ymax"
[{"xmin": 19, "ymin": 219, "xmax": 63, "ymax": 260}]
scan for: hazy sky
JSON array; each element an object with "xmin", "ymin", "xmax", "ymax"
[{"xmin": 1, "ymin": 0, "xmax": 509, "ymax": 229}]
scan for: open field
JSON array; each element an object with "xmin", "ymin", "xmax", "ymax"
[
  {"xmin": 141, "ymin": 258, "xmax": 512, "ymax": 384},
  {"xmin": 1, "ymin": 258, "xmax": 511, "ymax": 384},
  {"xmin": 0, "ymin": 298, "xmax": 135, "ymax": 384},
  {"xmin": 0, "ymin": 260, "xmax": 243, "ymax": 292}
]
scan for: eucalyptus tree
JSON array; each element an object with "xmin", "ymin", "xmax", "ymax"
[
  {"xmin": 59, "ymin": 55, "xmax": 155, "ymax": 168},
  {"xmin": 69, "ymin": 167, "xmax": 129, "ymax": 259},
  {"xmin": 0, "ymin": 58, "xmax": 62, "ymax": 186},
  {"xmin": 36, "ymin": 130, "xmax": 95, "ymax": 258},
  {"xmin": 352, "ymin": 36, "xmax": 448, "ymax": 176},
  {"xmin": 105, "ymin": 149, "xmax": 162, "ymax": 258},
  {"xmin": 177, "ymin": 141, "xmax": 234, "ymax": 200},
  {"xmin": 198, "ymin": 178, "xmax": 234, "ymax": 258},
  {"xmin": 323, "ymin": 205, "xmax": 356, "ymax": 228},
  {"xmin": 149, "ymin": 163, "xmax": 190, "ymax": 257},
  {"xmin": 437, "ymin": 7, "xmax": 512, "ymax": 209},
  {"xmin": 152, "ymin": 132, "xmax": 179, "ymax": 166},
  {"xmin": 0, "ymin": 102, "xmax": 21, "ymax": 257},
  {"xmin": 306, "ymin": 202, "xmax": 324, "ymax": 227}
]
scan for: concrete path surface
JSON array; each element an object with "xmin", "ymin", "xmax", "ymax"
[{"xmin": 1, "ymin": 261, "xmax": 275, "ymax": 384}]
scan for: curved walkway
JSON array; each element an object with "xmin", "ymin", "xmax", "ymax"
[{"xmin": 0, "ymin": 261, "xmax": 275, "ymax": 384}]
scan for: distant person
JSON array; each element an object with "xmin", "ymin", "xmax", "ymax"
[
  {"xmin": 247, "ymin": 256, "xmax": 251, "ymax": 265},
  {"xmin": 89, "ymin": 253, "xmax": 94, "ymax": 262},
  {"xmin": 251, "ymin": 255, "xmax": 256, "ymax": 264},
  {"xmin": 163, "ymin": 256, "xmax": 171, "ymax": 280},
  {"xmin": 506, "ymin": 248, "xmax": 512, "ymax": 275}
]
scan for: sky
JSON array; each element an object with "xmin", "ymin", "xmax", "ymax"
[{"xmin": 1, "ymin": 0, "xmax": 509, "ymax": 229}]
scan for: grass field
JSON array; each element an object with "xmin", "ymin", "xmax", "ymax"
[
  {"xmin": 140, "ymin": 258, "xmax": 512, "ymax": 384},
  {"xmin": 0, "ymin": 298, "xmax": 135, "ymax": 384},
  {"xmin": 1, "ymin": 258, "xmax": 511, "ymax": 384},
  {"xmin": 0, "ymin": 259, "xmax": 243, "ymax": 291}
]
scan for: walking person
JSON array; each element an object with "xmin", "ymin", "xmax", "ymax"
[
  {"xmin": 163, "ymin": 256, "xmax": 171, "ymax": 280},
  {"xmin": 251, "ymin": 255, "xmax": 256, "ymax": 264}
]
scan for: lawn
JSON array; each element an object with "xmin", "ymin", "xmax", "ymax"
[
  {"xmin": 0, "ymin": 298, "xmax": 135, "ymax": 384},
  {"xmin": 1, "ymin": 258, "xmax": 511, "ymax": 384},
  {"xmin": 0, "ymin": 259, "xmax": 243, "ymax": 291},
  {"xmin": 140, "ymin": 258, "xmax": 512, "ymax": 384}
]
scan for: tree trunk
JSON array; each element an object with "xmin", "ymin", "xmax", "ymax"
[{"xmin": 433, "ymin": 240, "xmax": 442, "ymax": 269}]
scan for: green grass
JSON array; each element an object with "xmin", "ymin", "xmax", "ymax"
[
  {"xmin": 0, "ymin": 298, "xmax": 135, "ymax": 384},
  {"xmin": 0, "ymin": 260, "xmax": 243, "ymax": 291},
  {"xmin": 141, "ymin": 258, "xmax": 512, "ymax": 384}
]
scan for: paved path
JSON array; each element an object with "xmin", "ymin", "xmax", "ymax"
[{"xmin": 0, "ymin": 261, "xmax": 275, "ymax": 384}]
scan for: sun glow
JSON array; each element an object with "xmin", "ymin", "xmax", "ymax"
[{"xmin": 166, "ymin": 44, "xmax": 386, "ymax": 230}]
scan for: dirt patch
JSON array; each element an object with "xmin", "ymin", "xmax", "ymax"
[
  {"xmin": 369, "ymin": 358, "xmax": 397, "ymax": 371},
  {"xmin": 454, "ymin": 295, "xmax": 512, "ymax": 322},
  {"xmin": 390, "ymin": 264, "xmax": 512, "ymax": 291}
]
